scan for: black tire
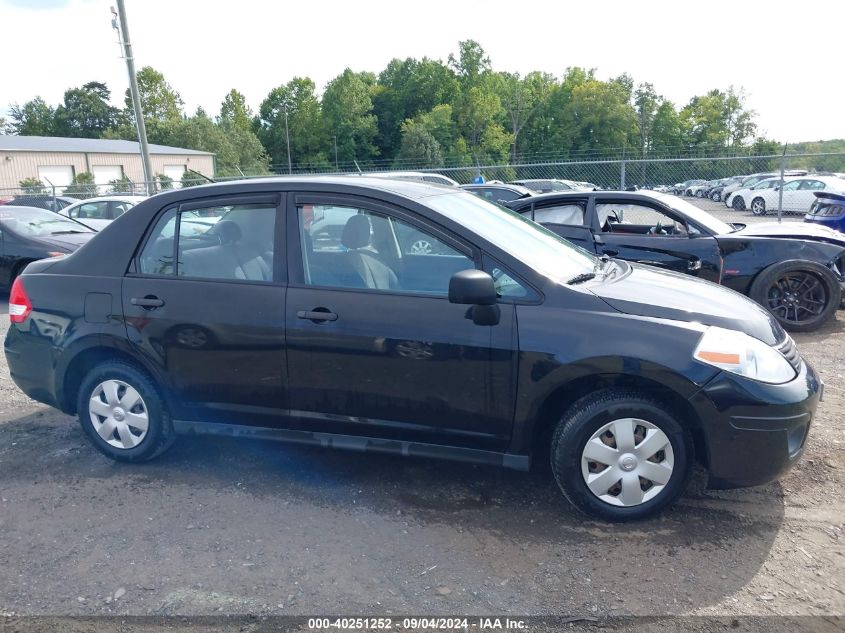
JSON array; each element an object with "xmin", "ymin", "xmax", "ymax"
[
  {"xmin": 732, "ymin": 196, "xmax": 746, "ymax": 211},
  {"xmin": 749, "ymin": 261, "xmax": 841, "ymax": 332},
  {"xmin": 550, "ymin": 389, "xmax": 692, "ymax": 522},
  {"xmin": 750, "ymin": 197, "xmax": 767, "ymax": 216},
  {"xmin": 76, "ymin": 360, "xmax": 175, "ymax": 462},
  {"xmin": 711, "ymin": 191, "xmax": 721, "ymax": 202}
]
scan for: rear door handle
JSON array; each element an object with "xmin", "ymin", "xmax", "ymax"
[
  {"xmin": 131, "ymin": 296, "xmax": 165, "ymax": 308},
  {"xmin": 297, "ymin": 310, "xmax": 338, "ymax": 322}
]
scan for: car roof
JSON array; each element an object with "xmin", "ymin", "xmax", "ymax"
[
  {"xmin": 64, "ymin": 195, "xmax": 148, "ymax": 205},
  {"xmin": 461, "ymin": 183, "xmax": 533, "ymax": 193},
  {"xmin": 173, "ymin": 175, "xmax": 458, "ymax": 200}
]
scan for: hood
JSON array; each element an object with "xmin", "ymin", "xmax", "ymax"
[
  {"xmin": 38, "ymin": 231, "xmax": 97, "ymax": 251},
  {"xmin": 589, "ymin": 263, "xmax": 784, "ymax": 345},
  {"xmin": 733, "ymin": 222, "xmax": 845, "ymax": 245}
]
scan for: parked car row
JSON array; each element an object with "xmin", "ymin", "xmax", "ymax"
[
  {"xmin": 725, "ymin": 175, "xmax": 845, "ymax": 216},
  {"xmin": 4, "ymin": 177, "xmax": 825, "ymax": 522}
]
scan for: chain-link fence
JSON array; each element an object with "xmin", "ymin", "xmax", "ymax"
[{"xmin": 2, "ymin": 153, "xmax": 843, "ymax": 209}]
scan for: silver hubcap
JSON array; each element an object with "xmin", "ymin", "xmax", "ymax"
[
  {"xmin": 410, "ymin": 240, "xmax": 433, "ymax": 255},
  {"xmin": 88, "ymin": 379, "xmax": 149, "ymax": 449},
  {"xmin": 581, "ymin": 418, "xmax": 674, "ymax": 507}
]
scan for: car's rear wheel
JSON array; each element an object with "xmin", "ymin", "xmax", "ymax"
[
  {"xmin": 695, "ymin": 190, "xmax": 704, "ymax": 198},
  {"xmin": 751, "ymin": 197, "xmax": 767, "ymax": 216},
  {"xmin": 750, "ymin": 262, "xmax": 841, "ymax": 332},
  {"xmin": 711, "ymin": 191, "xmax": 721, "ymax": 202},
  {"xmin": 77, "ymin": 360, "xmax": 175, "ymax": 462},
  {"xmin": 732, "ymin": 196, "xmax": 746, "ymax": 211},
  {"xmin": 550, "ymin": 390, "xmax": 692, "ymax": 522}
]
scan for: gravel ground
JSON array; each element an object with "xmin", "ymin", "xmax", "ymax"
[{"xmin": 0, "ymin": 199, "xmax": 842, "ymax": 624}]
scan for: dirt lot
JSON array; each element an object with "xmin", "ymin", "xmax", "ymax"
[{"xmin": 0, "ymin": 200, "xmax": 842, "ymax": 622}]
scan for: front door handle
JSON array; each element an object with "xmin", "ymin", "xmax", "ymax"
[
  {"xmin": 297, "ymin": 309, "xmax": 338, "ymax": 323},
  {"xmin": 131, "ymin": 296, "xmax": 165, "ymax": 309}
]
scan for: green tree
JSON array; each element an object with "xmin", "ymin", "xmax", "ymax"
[
  {"xmin": 322, "ymin": 69, "xmax": 379, "ymax": 164},
  {"xmin": 19, "ymin": 177, "xmax": 47, "ymax": 195},
  {"xmin": 634, "ymin": 83, "xmax": 660, "ymax": 157},
  {"xmin": 257, "ymin": 77, "xmax": 328, "ymax": 168},
  {"xmin": 448, "ymin": 40, "xmax": 491, "ymax": 89},
  {"xmin": 127, "ymin": 66, "xmax": 183, "ymax": 123},
  {"xmin": 394, "ymin": 120, "xmax": 444, "ymax": 168},
  {"xmin": 561, "ymin": 79, "xmax": 638, "ymax": 153},
  {"xmin": 220, "ymin": 89, "xmax": 253, "ymax": 131},
  {"xmin": 54, "ymin": 82, "xmax": 119, "ymax": 138},
  {"xmin": 8, "ymin": 97, "xmax": 56, "ymax": 136},
  {"xmin": 650, "ymin": 101, "xmax": 684, "ymax": 152},
  {"xmin": 372, "ymin": 57, "xmax": 460, "ymax": 158},
  {"xmin": 155, "ymin": 173, "xmax": 174, "ymax": 190},
  {"xmin": 499, "ymin": 71, "xmax": 555, "ymax": 161},
  {"xmin": 64, "ymin": 172, "xmax": 98, "ymax": 199},
  {"xmin": 108, "ymin": 174, "xmax": 134, "ymax": 194}
]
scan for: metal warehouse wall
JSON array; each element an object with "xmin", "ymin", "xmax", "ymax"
[{"xmin": 0, "ymin": 151, "xmax": 215, "ymax": 190}]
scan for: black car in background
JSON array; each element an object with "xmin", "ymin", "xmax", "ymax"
[
  {"xmin": 5, "ymin": 178, "xmax": 819, "ymax": 521},
  {"xmin": 1, "ymin": 195, "xmax": 78, "ymax": 212},
  {"xmin": 507, "ymin": 190, "xmax": 845, "ymax": 332},
  {"xmin": 461, "ymin": 183, "xmax": 534, "ymax": 204},
  {"xmin": 0, "ymin": 206, "xmax": 96, "ymax": 287}
]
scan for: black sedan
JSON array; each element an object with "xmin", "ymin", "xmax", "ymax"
[
  {"xmin": 507, "ymin": 190, "xmax": 845, "ymax": 332},
  {"xmin": 0, "ymin": 206, "xmax": 96, "ymax": 287},
  {"xmin": 5, "ymin": 177, "xmax": 819, "ymax": 521},
  {"xmin": 460, "ymin": 183, "xmax": 534, "ymax": 204},
  {"xmin": 2, "ymin": 195, "xmax": 78, "ymax": 212}
]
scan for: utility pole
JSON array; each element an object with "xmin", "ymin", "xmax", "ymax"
[
  {"xmin": 284, "ymin": 105, "xmax": 292, "ymax": 175},
  {"xmin": 333, "ymin": 135, "xmax": 338, "ymax": 170},
  {"xmin": 112, "ymin": 1, "xmax": 154, "ymax": 195}
]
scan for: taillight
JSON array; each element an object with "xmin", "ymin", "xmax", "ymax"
[{"xmin": 9, "ymin": 277, "xmax": 32, "ymax": 324}]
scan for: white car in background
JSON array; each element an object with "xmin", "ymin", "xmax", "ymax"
[
  {"xmin": 725, "ymin": 177, "xmax": 784, "ymax": 211},
  {"xmin": 745, "ymin": 176, "xmax": 845, "ymax": 216},
  {"xmin": 58, "ymin": 195, "xmax": 147, "ymax": 230}
]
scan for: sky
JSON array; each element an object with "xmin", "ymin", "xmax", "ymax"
[{"xmin": 2, "ymin": 0, "xmax": 844, "ymax": 143}]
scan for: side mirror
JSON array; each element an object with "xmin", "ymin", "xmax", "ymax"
[
  {"xmin": 449, "ymin": 269, "xmax": 500, "ymax": 326},
  {"xmin": 449, "ymin": 269, "xmax": 497, "ymax": 305}
]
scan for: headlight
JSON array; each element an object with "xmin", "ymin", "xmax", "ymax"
[{"xmin": 693, "ymin": 326, "xmax": 796, "ymax": 384}]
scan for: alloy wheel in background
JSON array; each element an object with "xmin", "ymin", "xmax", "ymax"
[
  {"xmin": 751, "ymin": 197, "xmax": 767, "ymax": 216},
  {"xmin": 580, "ymin": 418, "xmax": 674, "ymax": 507},
  {"xmin": 765, "ymin": 271, "xmax": 827, "ymax": 327}
]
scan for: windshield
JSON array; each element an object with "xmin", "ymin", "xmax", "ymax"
[
  {"xmin": 0, "ymin": 206, "xmax": 95, "ymax": 236},
  {"xmin": 639, "ymin": 191, "xmax": 735, "ymax": 235},
  {"xmin": 426, "ymin": 191, "xmax": 595, "ymax": 280}
]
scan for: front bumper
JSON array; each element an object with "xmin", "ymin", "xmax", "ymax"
[{"xmin": 689, "ymin": 358, "xmax": 821, "ymax": 489}]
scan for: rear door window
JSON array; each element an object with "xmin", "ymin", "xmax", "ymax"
[{"xmin": 138, "ymin": 203, "xmax": 277, "ymax": 282}]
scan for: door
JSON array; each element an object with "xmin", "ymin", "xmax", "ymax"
[
  {"xmin": 122, "ymin": 194, "xmax": 289, "ymax": 427},
  {"xmin": 521, "ymin": 199, "xmax": 596, "ymax": 251},
  {"xmin": 284, "ymin": 195, "xmax": 518, "ymax": 451},
  {"xmin": 593, "ymin": 198, "xmax": 722, "ymax": 282}
]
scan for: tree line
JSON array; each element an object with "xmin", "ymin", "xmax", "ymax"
[{"xmin": 1, "ymin": 40, "xmax": 795, "ymax": 176}]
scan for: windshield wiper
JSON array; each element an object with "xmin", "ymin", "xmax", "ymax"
[{"xmin": 50, "ymin": 230, "xmax": 88, "ymax": 234}]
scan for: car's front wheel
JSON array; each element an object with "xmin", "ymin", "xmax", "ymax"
[
  {"xmin": 732, "ymin": 196, "xmax": 746, "ymax": 210},
  {"xmin": 751, "ymin": 197, "xmax": 767, "ymax": 216},
  {"xmin": 750, "ymin": 261, "xmax": 841, "ymax": 332},
  {"xmin": 551, "ymin": 390, "xmax": 692, "ymax": 522},
  {"xmin": 77, "ymin": 360, "xmax": 175, "ymax": 462},
  {"xmin": 711, "ymin": 191, "xmax": 721, "ymax": 202}
]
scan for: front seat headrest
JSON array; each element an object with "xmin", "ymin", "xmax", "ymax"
[
  {"xmin": 214, "ymin": 220, "xmax": 242, "ymax": 245},
  {"xmin": 341, "ymin": 214, "xmax": 371, "ymax": 250}
]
